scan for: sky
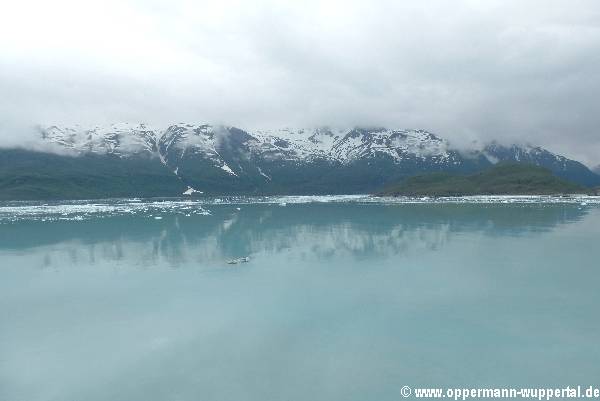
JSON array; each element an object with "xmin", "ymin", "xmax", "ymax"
[{"xmin": 0, "ymin": 0, "xmax": 599, "ymax": 166}]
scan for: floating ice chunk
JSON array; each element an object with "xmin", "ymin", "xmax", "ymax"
[
  {"xmin": 226, "ymin": 256, "xmax": 250, "ymax": 264},
  {"xmin": 183, "ymin": 186, "xmax": 203, "ymax": 195}
]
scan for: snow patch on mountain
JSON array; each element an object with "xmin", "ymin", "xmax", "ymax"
[
  {"xmin": 257, "ymin": 167, "xmax": 271, "ymax": 181},
  {"xmin": 221, "ymin": 163, "xmax": 237, "ymax": 176},
  {"xmin": 330, "ymin": 128, "xmax": 452, "ymax": 162},
  {"xmin": 41, "ymin": 123, "xmax": 464, "ymax": 166}
]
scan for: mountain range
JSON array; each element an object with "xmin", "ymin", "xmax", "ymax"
[{"xmin": 0, "ymin": 123, "xmax": 598, "ymax": 199}]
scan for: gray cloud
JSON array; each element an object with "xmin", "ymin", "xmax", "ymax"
[{"xmin": 1, "ymin": 0, "xmax": 599, "ymax": 165}]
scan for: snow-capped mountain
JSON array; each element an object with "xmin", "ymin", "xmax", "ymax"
[
  {"xmin": 41, "ymin": 124, "xmax": 460, "ymax": 165},
  {"xmin": 41, "ymin": 123, "xmax": 160, "ymax": 156},
  {"xmin": 2, "ymin": 122, "xmax": 596, "ymax": 199},
  {"xmin": 36, "ymin": 124, "xmax": 486, "ymax": 193}
]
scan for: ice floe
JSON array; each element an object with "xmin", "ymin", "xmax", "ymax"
[{"xmin": 1, "ymin": 195, "xmax": 598, "ymax": 223}]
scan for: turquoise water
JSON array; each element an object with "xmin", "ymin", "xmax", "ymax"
[{"xmin": 1, "ymin": 197, "xmax": 599, "ymax": 401}]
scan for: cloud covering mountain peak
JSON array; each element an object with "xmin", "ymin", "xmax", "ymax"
[{"xmin": 1, "ymin": 0, "xmax": 600, "ymax": 166}]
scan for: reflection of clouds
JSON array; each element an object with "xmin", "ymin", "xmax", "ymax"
[
  {"xmin": 241, "ymin": 222, "xmax": 452, "ymax": 260},
  {"xmin": 0, "ymin": 204, "xmax": 593, "ymax": 270},
  {"xmin": 5, "ymin": 219, "xmax": 453, "ymax": 269},
  {"xmin": 221, "ymin": 215, "xmax": 237, "ymax": 232}
]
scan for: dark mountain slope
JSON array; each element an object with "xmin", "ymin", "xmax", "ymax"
[{"xmin": 0, "ymin": 149, "xmax": 186, "ymax": 200}]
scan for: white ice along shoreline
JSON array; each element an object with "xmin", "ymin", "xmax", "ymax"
[
  {"xmin": 0, "ymin": 195, "xmax": 599, "ymax": 223},
  {"xmin": 146, "ymin": 193, "xmax": 597, "ymax": 205}
]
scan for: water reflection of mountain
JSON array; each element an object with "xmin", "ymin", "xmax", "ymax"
[{"xmin": 0, "ymin": 204, "xmax": 592, "ymax": 268}]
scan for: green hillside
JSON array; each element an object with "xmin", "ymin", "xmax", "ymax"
[
  {"xmin": 0, "ymin": 149, "xmax": 186, "ymax": 200},
  {"xmin": 377, "ymin": 163, "xmax": 588, "ymax": 196}
]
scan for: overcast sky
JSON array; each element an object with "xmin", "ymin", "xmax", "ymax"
[{"xmin": 1, "ymin": 0, "xmax": 599, "ymax": 165}]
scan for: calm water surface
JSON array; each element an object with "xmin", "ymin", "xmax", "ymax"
[{"xmin": 1, "ymin": 198, "xmax": 599, "ymax": 401}]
